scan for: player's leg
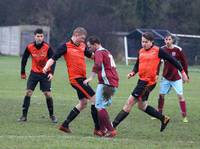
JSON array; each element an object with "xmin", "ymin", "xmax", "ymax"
[
  {"xmin": 59, "ymin": 98, "xmax": 87, "ymax": 133},
  {"xmin": 59, "ymin": 78, "xmax": 95, "ymax": 133},
  {"xmin": 112, "ymin": 79, "xmax": 149, "ymax": 129},
  {"xmin": 158, "ymin": 77, "xmax": 171, "ymax": 113},
  {"xmin": 95, "ymin": 84, "xmax": 116, "ymax": 137},
  {"xmin": 40, "ymin": 75, "xmax": 57, "ymax": 123},
  {"xmin": 81, "ymin": 80, "xmax": 101, "ymax": 136},
  {"xmin": 112, "ymin": 95, "xmax": 135, "ymax": 129},
  {"xmin": 18, "ymin": 72, "xmax": 38, "ymax": 122},
  {"xmin": 138, "ymin": 84, "xmax": 170, "ymax": 132},
  {"xmin": 171, "ymin": 79, "xmax": 188, "ymax": 122}
]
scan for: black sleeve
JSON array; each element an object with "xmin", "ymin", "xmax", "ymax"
[
  {"xmin": 132, "ymin": 54, "xmax": 139, "ymax": 73},
  {"xmin": 158, "ymin": 48, "xmax": 183, "ymax": 72},
  {"xmin": 52, "ymin": 43, "xmax": 67, "ymax": 61},
  {"xmin": 47, "ymin": 47, "xmax": 56, "ymax": 74},
  {"xmin": 21, "ymin": 47, "xmax": 30, "ymax": 74},
  {"xmin": 84, "ymin": 48, "xmax": 93, "ymax": 58}
]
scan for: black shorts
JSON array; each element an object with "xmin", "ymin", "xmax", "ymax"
[
  {"xmin": 27, "ymin": 71, "xmax": 51, "ymax": 92},
  {"xmin": 71, "ymin": 78, "xmax": 95, "ymax": 100},
  {"xmin": 131, "ymin": 79, "xmax": 156, "ymax": 101}
]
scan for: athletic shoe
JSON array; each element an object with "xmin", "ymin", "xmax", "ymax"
[
  {"xmin": 59, "ymin": 125, "xmax": 71, "ymax": 133},
  {"xmin": 160, "ymin": 115, "xmax": 170, "ymax": 132},
  {"xmin": 93, "ymin": 129, "xmax": 104, "ymax": 137},
  {"xmin": 50, "ymin": 115, "xmax": 58, "ymax": 123},
  {"xmin": 104, "ymin": 129, "xmax": 117, "ymax": 138},
  {"xmin": 183, "ymin": 117, "xmax": 189, "ymax": 123},
  {"xmin": 18, "ymin": 116, "xmax": 27, "ymax": 122}
]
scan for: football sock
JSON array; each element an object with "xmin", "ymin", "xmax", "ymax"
[
  {"xmin": 158, "ymin": 95, "xmax": 164, "ymax": 113},
  {"xmin": 112, "ymin": 110, "xmax": 129, "ymax": 128},
  {"xmin": 91, "ymin": 105, "xmax": 100, "ymax": 130},
  {"xmin": 22, "ymin": 96, "xmax": 31, "ymax": 117},
  {"xmin": 179, "ymin": 100, "xmax": 187, "ymax": 117},
  {"xmin": 46, "ymin": 97, "xmax": 54, "ymax": 116},
  {"xmin": 98, "ymin": 109, "xmax": 114, "ymax": 131},
  {"xmin": 145, "ymin": 105, "xmax": 164, "ymax": 121},
  {"xmin": 62, "ymin": 107, "xmax": 80, "ymax": 128}
]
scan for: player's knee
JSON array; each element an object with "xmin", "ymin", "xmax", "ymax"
[
  {"xmin": 79, "ymin": 99, "xmax": 87, "ymax": 109},
  {"xmin": 26, "ymin": 90, "xmax": 33, "ymax": 96},
  {"xmin": 43, "ymin": 91, "xmax": 51, "ymax": 98},
  {"xmin": 178, "ymin": 95, "xmax": 184, "ymax": 101},
  {"xmin": 137, "ymin": 103, "xmax": 144, "ymax": 111},
  {"xmin": 123, "ymin": 99, "xmax": 134, "ymax": 112}
]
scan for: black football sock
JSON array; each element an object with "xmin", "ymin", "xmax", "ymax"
[
  {"xmin": 112, "ymin": 110, "xmax": 129, "ymax": 128},
  {"xmin": 62, "ymin": 107, "xmax": 80, "ymax": 128},
  {"xmin": 144, "ymin": 105, "xmax": 164, "ymax": 121},
  {"xmin": 91, "ymin": 105, "xmax": 100, "ymax": 130},
  {"xmin": 22, "ymin": 96, "xmax": 31, "ymax": 117},
  {"xmin": 46, "ymin": 97, "xmax": 54, "ymax": 116}
]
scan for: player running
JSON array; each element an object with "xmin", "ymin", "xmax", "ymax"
[
  {"xmin": 43, "ymin": 27, "xmax": 101, "ymax": 136},
  {"xmin": 112, "ymin": 32, "xmax": 189, "ymax": 132}
]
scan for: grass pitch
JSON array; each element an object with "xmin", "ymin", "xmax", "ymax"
[{"xmin": 0, "ymin": 56, "xmax": 199, "ymax": 149}]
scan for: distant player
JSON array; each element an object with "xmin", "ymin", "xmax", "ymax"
[
  {"xmin": 43, "ymin": 27, "xmax": 101, "ymax": 136},
  {"xmin": 157, "ymin": 34, "xmax": 189, "ymax": 123},
  {"xmin": 112, "ymin": 32, "xmax": 189, "ymax": 132},
  {"xmin": 18, "ymin": 28, "xmax": 57, "ymax": 123},
  {"xmin": 84, "ymin": 36, "xmax": 119, "ymax": 137}
]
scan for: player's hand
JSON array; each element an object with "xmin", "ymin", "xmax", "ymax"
[
  {"xmin": 21, "ymin": 73, "xmax": 26, "ymax": 80},
  {"xmin": 181, "ymin": 70, "xmax": 189, "ymax": 83},
  {"xmin": 43, "ymin": 65, "xmax": 49, "ymax": 74},
  {"xmin": 83, "ymin": 78, "xmax": 91, "ymax": 85},
  {"xmin": 47, "ymin": 73, "xmax": 53, "ymax": 81},
  {"xmin": 127, "ymin": 71, "xmax": 135, "ymax": 79}
]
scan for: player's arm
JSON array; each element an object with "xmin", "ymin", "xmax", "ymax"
[
  {"xmin": 47, "ymin": 47, "xmax": 56, "ymax": 75},
  {"xmin": 84, "ymin": 48, "xmax": 94, "ymax": 59},
  {"xmin": 158, "ymin": 48, "xmax": 189, "ymax": 82},
  {"xmin": 43, "ymin": 43, "xmax": 67, "ymax": 73},
  {"xmin": 179, "ymin": 49, "xmax": 189, "ymax": 78},
  {"xmin": 128, "ymin": 54, "xmax": 139, "ymax": 79},
  {"xmin": 83, "ymin": 71, "xmax": 97, "ymax": 85},
  {"xmin": 21, "ymin": 47, "xmax": 30, "ymax": 79}
]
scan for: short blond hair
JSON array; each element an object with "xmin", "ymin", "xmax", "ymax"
[{"xmin": 73, "ymin": 27, "xmax": 87, "ymax": 36}]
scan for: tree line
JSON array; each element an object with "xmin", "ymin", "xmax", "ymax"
[{"xmin": 1, "ymin": 0, "xmax": 200, "ymax": 61}]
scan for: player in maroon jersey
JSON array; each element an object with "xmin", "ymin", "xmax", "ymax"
[
  {"xmin": 84, "ymin": 36, "xmax": 119, "ymax": 137},
  {"xmin": 18, "ymin": 28, "xmax": 57, "ymax": 123},
  {"xmin": 157, "ymin": 34, "xmax": 189, "ymax": 123}
]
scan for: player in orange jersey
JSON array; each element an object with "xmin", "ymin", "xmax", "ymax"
[
  {"xmin": 43, "ymin": 27, "xmax": 102, "ymax": 136},
  {"xmin": 112, "ymin": 32, "xmax": 189, "ymax": 132}
]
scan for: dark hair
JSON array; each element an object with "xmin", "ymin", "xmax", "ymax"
[
  {"xmin": 142, "ymin": 32, "xmax": 154, "ymax": 41},
  {"xmin": 87, "ymin": 36, "xmax": 101, "ymax": 45},
  {"xmin": 164, "ymin": 33, "xmax": 175, "ymax": 40},
  {"xmin": 34, "ymin": 28, "xmax": 43, "ymax": 35}
]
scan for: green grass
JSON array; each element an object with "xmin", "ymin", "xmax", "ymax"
[{"xmin": 0, "ymin": 56, "xmax": 200, "ymax": 149}]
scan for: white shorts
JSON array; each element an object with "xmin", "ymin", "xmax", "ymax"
[
  {"xmin": 159, "ymin": 77, "xmax": 183, "ymax": 95},
  {"xmin": 95, "ymin": 84, "xmax": 115, "ymax": 109}
]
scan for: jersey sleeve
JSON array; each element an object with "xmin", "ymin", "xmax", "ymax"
[
  {"xmin": 84, "ymin": 48, "xmax": 93, "ymax": 58},
  {"xmin": 21, "ymin": 47, "xmax": 30, "ymax": 74},
  {"xmin": 52, "ymin": 43, "xmax": 67, "ymax": 61},
  {"xmin": 47, "ymin": 47, "xmax": 56, "ymax": 74},
  {"xmin": 179, "ymin": 49, "xmax": 189, "ymax": 77},
  {"xmin": 132, "ymin": 54, "xmax": 139, "ymax": 73},
  {"xmin": 159, "ymin": 48, "xmax": 183, "ymax": 72}
]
